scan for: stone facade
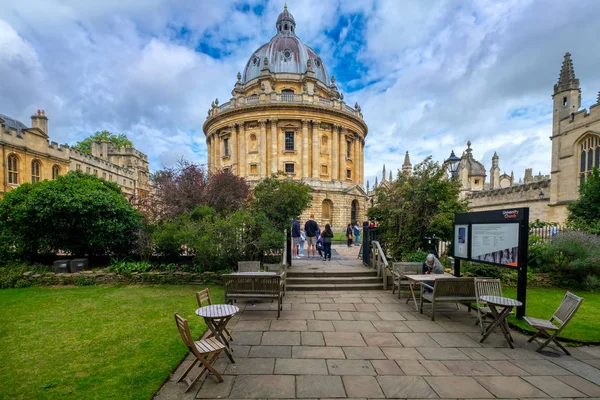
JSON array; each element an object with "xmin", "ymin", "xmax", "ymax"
[
  {"xmin": 0, "ymin": 110, "xmax": 150, "ymax": 200},
  {"xmin": 203, "ymin": 7, "xmax": 368, "ymax": 229}
]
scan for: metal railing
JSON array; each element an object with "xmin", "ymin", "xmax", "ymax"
[{"xmin": 371, "ymin": 241, "xmax": 389, "ymax": 290}]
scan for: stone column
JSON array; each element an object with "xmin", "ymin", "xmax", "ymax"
[
  {"xmin": 312, "ymin": 120, "xmax": 320, "ymax": 179},
  {"xmin": 258, "ymin": 119, "xmax": 267, "ymax": 178},
  {"xmin": 359, "ymin": 140, "xmax": 364, "ymax": 185},
  {"xmin": 302, "ymin": 119, "xmax": 309, "ymax": 179},
  {"xmin": 339, "ymin": 128, "xmax": 346, "ymax": 181},
  {"xmin": 207, "ymin": 135, "xmax": 213, "ymax": 172},
  {"xmin": 354, "ymin": 136, "xmax": 359, "ymax": 184},
  {"xmin": 229, "ymin": 124, "xmax": 237, "ymax": 173},
  {"xmin": 332, "ymin": 125, "xmax": 340, "ymax": 181},
  {"xmin": 238, "ymin": 122, "xmax": 246, "ymax": 177},
  {"xmin": 270, "ymin": 118, "xmax": 278, "ymax": 174}
]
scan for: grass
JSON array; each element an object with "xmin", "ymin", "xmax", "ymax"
[
  {"xmin": 503, "ymin": 287, "xmax": 600, "ymax": 344},
  {"xmin": 0, "ymin": 284, "xmax": 224, "ymax": 400}
]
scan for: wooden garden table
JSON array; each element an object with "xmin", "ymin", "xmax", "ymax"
[
  {"xmin": 479, "ymin": 295, "xmax": 522, "ymax": 349},
  {"xmin": 195, "ymin": 304, "xmax": 239, "ymax": 363}
]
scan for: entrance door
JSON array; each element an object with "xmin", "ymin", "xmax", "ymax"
[{"xmin": 351, "ymin": 200, "xmax": 358, "ymax": 223}]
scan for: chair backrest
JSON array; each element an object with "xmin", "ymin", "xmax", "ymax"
[
  {"xmin": 224, "ymin": 274, "xmax": 281, "ymax": 295},
  {"xmin": 238, "ymin": 261, "xmax": 261, "ymax": 272},
  {"xmin": 474, "ymin": 278, "xmax": 503, "ymax": 300},
  {"xmin": 196, "ymin": 288, "xmax": 212, "ymax": 308},
  {"xmin": 552, "ymin": 291, "xmax": 584, "ymax": 329},
  {"xmin": 263, "ymin": 263, "xmax": 283, "ymax": 273},
  {"xmin": 433, "ymin": 277, "xmax": 475, "ymax": 298},
  {"xmin": 174, "ymin": 313, "xmax": 194, "ymax": 350},
  {"xmin": 392, "ymin": 262, "xmax": 422, "ymax": 277}
]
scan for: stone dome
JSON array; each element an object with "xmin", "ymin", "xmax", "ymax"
[
  {"xmin": 242, "ymin": 6, "xmax": 329, "ymax": 85},
  {"xmin": 458, "ymin": 141, "xmax": 487, "ymax": 177}
]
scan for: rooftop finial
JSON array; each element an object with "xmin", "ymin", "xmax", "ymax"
[
  {"xmin": 284, "ymin": 3, "xmax": 287, "ymax": 9},
  {"xmin": 403, "ymin": 151, "xmax": 411, "ymax": 167},
  {"xmin": 554, "ymin": 52, "xmax": 580, "ymax": 95}
]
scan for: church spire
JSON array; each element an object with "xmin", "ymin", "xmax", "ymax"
[
  {"xmin": 382, "ymin": 164, "xmax": 386, "ymax": 181},
  {"xmin": 389, "ymin": 171, "xmax": 392, "ymax": 181},
  {"xmin": 554, "ymin": 52, "xmax": 580, "ymax": 95},
  {"xmin": 402, "ymin": 151, "xmax": 412, "ymax": 175}
]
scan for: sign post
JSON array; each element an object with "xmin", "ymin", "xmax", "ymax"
[{"xmin": 452, "ymin": 208, "xmax": 529, "ymax": 318}]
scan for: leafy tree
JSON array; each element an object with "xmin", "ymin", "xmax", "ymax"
[
  {"xmin": 0, "ymin": 171, "xmax": 141, "ymax": 259},
  {"xmin": 567, "ymin": 167, "xmax": 600, "ymax": 234},
  {"xmin": 205, "ymin": 169, "xmax": 250, "ymax": 214},
  {"xmin": 72, "ymin": 130, "xmax": 133, "ymax": 154},
  {"xmin": 368, "ymin": 157, "xmax": 468, "ymax": 259},
  {"xmin": 251, "ymin": 175, "xmax": 313, "ymax": 232}
]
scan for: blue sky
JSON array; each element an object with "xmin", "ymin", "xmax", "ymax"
[{"xmin": 1, "ymin": 0, "xmax": 600, "ymax": 187}]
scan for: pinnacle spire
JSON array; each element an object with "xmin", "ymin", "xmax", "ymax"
[
  {"xmin": 597, "ymin": 91, "xmax": 600, "ymax": 104},
  {"xmin": 389, "ymin": 171, "xmax": 392, "ymax": 181},
  {"xmin": 554, "ymin": 52, "xmax": 580, "ymax": 95},
  {"xmin": 382, "ymin": 164, "xmax": 386, "ymax": 179},
  {"xmin": 493, "ymin": 151, "xmax": 498, "ymax": 158},
  {"xmin": 403, "ymin": 151, "xmax": 411, "ymax": 166}
]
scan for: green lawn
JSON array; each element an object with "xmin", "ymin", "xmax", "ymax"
[
  {"xmin": 0, "ymin": 284, "xmax": 223, "ymax": 400},
  {"xmin": 503, "ymin": 287, "xmax": 600, "ymax": 344}
]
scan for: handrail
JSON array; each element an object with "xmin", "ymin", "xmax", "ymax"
[{"xmin": 371, "ymin": 241, "xmax": 389, "ymax": 290}]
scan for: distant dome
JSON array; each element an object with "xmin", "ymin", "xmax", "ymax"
[
  {"xmin": 458, "ymin": 141, "xmax": 487, "ymax": 177},
  {"xmin": 242, "ymin": 6, "xmax": 329, "ymax": 84}
]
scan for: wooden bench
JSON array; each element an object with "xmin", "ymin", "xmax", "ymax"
[
  {"xmin": 420, "ymin": 277, "xmax": 476, "ymax": 321},
  {"xmin": 392, "ymin": 262, "xmax": 422, "ymax": 299},
  {"xmin": 223, "ymin": 274, "xmax": 283, "ymax": 318}
]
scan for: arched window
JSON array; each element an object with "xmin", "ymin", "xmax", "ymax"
[
  {"xmin": 52, "ymin": 165, "xmax": 60, "ymax": 180},
  {"xmin": 31, "ymin": 160, "xmax": 41, "ymax": 183},
  {"xmin": 322, "ymin": 199, "xmax": 333, "ymax": 222},
  {"xmin": 281, "ymin": 89, "xmax": 294, "ymax": 94},
  {"xmin": 351, "ymin": 200, "xmax": 359, "ymax": 224},
  {"xmin": 579, "ymin": 135, "xmax": 600, "ymax": 187},
  {"xmin": 250, "ymin": 134, "xmax": 257, "ymax": 152},
  {"xmin": 7, "ymin": 154, "xmax": 18, "ymax": 184}
]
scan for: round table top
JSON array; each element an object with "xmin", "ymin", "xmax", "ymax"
[
  {"xmin": 195, "ymin": 304, "xmax": 240, "ymax": 318},
  {"xmin": 481, "ymin": 295, "xmax": 522, "ymax": 307}
]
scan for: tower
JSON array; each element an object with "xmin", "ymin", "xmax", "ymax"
[
  {"xmin": 550, "ymin": 52, "xmax": 581, "ymax": 204},
  {"xmin": 490, "ymin": 152, "xmax": 500, "ymax": 189},
  {"xmin": 402, "ymin": 151, "xmax": 412, "ymax": 175}
]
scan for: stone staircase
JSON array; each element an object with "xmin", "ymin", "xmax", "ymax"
[{"xmin": 286, "ymin": 269, "xmax": 383, "ymax": 291}]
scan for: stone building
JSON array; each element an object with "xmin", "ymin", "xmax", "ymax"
[
  {"xmin": 203, "ymin": 6, "xmax": 368, "ymax": 229},
  {"xmin": 0, "ymin": 110, "xmax": 150, "ymax": 200}
]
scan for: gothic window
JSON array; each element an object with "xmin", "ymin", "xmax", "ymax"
[
  {"xmin": 285, "ymin": 163, "xmax": 295, "ymax": 174},
  {"xmin": 579, "ymin": 135, "xmax": 600, "ymax": 186},
  {"xmin": 249, "ymin": 134, "xmax": 257, "ymax": 152},
  {"xmin": 224, "ymin": 138, "xmax": 230, "ymax": 157},
  {"xmin": 322, "ymin": 199, "xmax": 333, "ymax": 221},
  {"xmin": 7, "ymin": 154, "xmax": 18, "ymax": 184},
  {"xmin": 76, "ymin": 163, "xmax": 81, "ymax": 171},
  {"xmin": 52, "ymin": 165, "xmax": 60, "ymax": 180},
  {"xmin": 563, "ymin": 97, "xmax": 567, "ymax": 107},
  {"xmin": 285, "ymin": 132, "xmax": 295, "ymax": 151},
  {"xmin": 31, "ymin": 160, "xmax": 41, "ymax": 183}
]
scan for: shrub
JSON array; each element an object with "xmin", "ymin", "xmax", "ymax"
[
  {"xmin": 528, "ymin": 235, "xmax": 550, "ymax": 272},
  {"xmin": 403, "ymin": 250, "xmax": 429, "ymax": 263},
  {"xmin": 545, "ymin": 231, "xmax": 600, "ymax": 289},
  {"xmin": 106, "ymin": 260, "xmax": 153, "ymax": 275}
]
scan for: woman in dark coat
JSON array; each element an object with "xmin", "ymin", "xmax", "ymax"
[
  {"xmin": 346, "ymin": 223, "xmax": 353, "ymax": 247},
  {"xmin": 321, "ymin": 224, "xmax": 334, "ymax": 261}
]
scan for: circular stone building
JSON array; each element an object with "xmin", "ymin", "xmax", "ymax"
[{"xmin": 203, "ymin": 6, "xmax": 368, "ymax": 229}]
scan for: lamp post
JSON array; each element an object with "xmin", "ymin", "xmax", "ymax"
[{"xmin": 444, "ymin": 150, "xmax": 461, "ymax": 179}]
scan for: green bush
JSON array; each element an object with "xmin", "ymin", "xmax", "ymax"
[
  {"xmin": 403, "ymin": 250, "xmax": 429, "ymax": 262},
  {"xmin": 106, "ymin": 259, "xmax": 153, "ymax": 275},
  {"xmin": 545, "ymin": 231, "xmax": 600, "ymax": 289},
  {"xmin": 528, "ymin": 235, "xmax": 550, "ymax": 272}
]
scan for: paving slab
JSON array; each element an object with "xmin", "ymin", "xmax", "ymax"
[
  {"xmin": 339, "ymin": 311, "xmax": 355, "ymax": 320},
  {"xmin": 474, "ymin": 376, "xmax": 550, "ymax": 398},
  {"xmin": 428, "ymin": 332, "xmax": 482, "ymax": 348},
  {"xmin": 196, "ymin": 375, "xmax": 235, "ymax": 399},
  {"xmin": 292, "ymin": 345, "xmax": 346, "ymax": 359},
  {"xmin": 261, "ymin": 331, "xmax": 301, "ymax": 345},
  {"xmin": 279, "ymin": 310, "xmax": 315, "ymax": 320},
  {"xmin": 376, "ymin": 311, "xmax": 406, "ymax": 321},
  {"xmin": 229, "ymin": 375, "xmax": 295, "ymax": 399},
  {"xmin": 324, "ymin": 331, "xmax": 366, "ymax": 346},
  {"xmin": 233, "ymin": 320, "xmax": 271, "ymax": 331},
  {"xmin": 327, "ymin": 359, "xmax": 376, "ymax": 375},
  {"xmin": 362, "ymin": 332, "xmax": 402, "ymax": 347},
  {"xmin": 230, "ymin": 345, "xmax": 251, "ymax": 357},
  {"xmin": 153, "ymin": 380, "xmax": 197, "ymax": 400},
  {"xmin": 230, "ymin": 331, "xmax": 263, "ymax": 345},
  {"xmin": 240, "ymin": 310, "xmax": 277, "ymax": 320},
  {"xmin": 307, "ymin": 319, "xmax": 336, "ymax": 331},
  {"xmin": 301, "ymin": 331, "xmax": 324, "ymax": 346},
  {"xmin": 291, "ymin": 302, "xmax": 321, "ymax": 311},
  {"xmin": 513, "ymin": 360, "xmax": 574, "ymax": 376},
  {"xmin": 552, "ymin": 359, "xmax": 600, "ymax": 385},
  {"xmin": 471, "ymin": 347, "xmax": 511, "ymax": 360},
  {"xmin": 457, "ymin": 347, "xmax": 488, "ymax": 360},
  {"xmin": 371, "ymin": 321, "xmax": 412, "ymax": 332},
  {"xmin": 440, "ymin": 360, "xmax": 501, "ymax": 375},
  {"xmin": 404, "ymin": 320, "xmax": 448, "ymax": 332},
  {"xmin": 342, "ymin": 375, "xmax": 385, "ymax": 398},
  {"xmin": 417, "ymin": 347, "xmax": 470, "ymax": 360},
  {"xmin": 377, "ymin": 375, "xmax": 438, "ymax": 398},
  {"xmin": 354, "ymin": 303, "xmax": 378, "ymax": 311},
  {"xmin": 248, "ymin": 345, "xmax": 291, "ymax": 358},
  {"xmin": 333, "ymin": 320, "xmax": 377, "ymax": 332},
  {"xmin": 320, "ymin": 303, "xmax": 357, "ymax": 311},
  {"xmin": 342, "ymin": 346, "xmax": 387, "ymax": 359},
  {"xmin": 381, "ymin": 347, "xmax": 424, "ymax": 360},
  {"xmin": 397, "ymin": 359, "xmax": 431, "ymax": 375},
  {"xmin": 436, "ymin": 320, "xmax": 483, "ymax": 333},
  {"xmin": 394, "ymin": 332, "xmax": 441, "ymax": 347},
  {"xmin": 333, "ymin": 297, "xmax": 364, "ymax": 303},
  {"xmin": 314, "ymin": 311, "xmax": 342, "ymax": 320},
  {"xmin": 351, "ymin": 311, "xmax": 382, "ymax": 321},
  {"xmin": 425, "ymin": 376, "xmax": 494, "ymax": 398},
  {"xmin": 297, "ymin": 375, "xmax": 346, "ymax": 398},
  {"xmin": 224, "ymin": 358, "xmax": 275, "ymax": 375},
  {"xmin": 555, "ymin": 375, "xmax": 600, "ymax": 397},
  {"xmin": 269, "ymin": 319, "xmax": 307, "ymax": 331},
  {"xmin": 485, "ymin": 360, "xmax": 530, "ymax": 376},
  {"xmin": 371, "ymin": 359, "xmax": 405, "ymax": 375},
  {"xmin": 524, "ymin": 375, "xmax": 587, "ymax": 398},
  {"xmin": 420, "ymin": 360, "xmax": 454, "ymax": 375},
  {"xmin": 274, "ymin": 358, "xmax": 328, "ymax": 374}
]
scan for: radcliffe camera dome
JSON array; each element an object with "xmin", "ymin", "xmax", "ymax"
[{"xmin": 242, "ymin": 6, "xmax": 330, "ymax": 84}]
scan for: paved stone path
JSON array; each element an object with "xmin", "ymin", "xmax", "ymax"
[{"xmin": 156, "ymin": 289, "xmax": 600, "ymax": 399}]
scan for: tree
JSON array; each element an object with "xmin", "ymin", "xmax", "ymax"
[
  {"xmin": 251, "ymin": 175, "xmax": 313, "ymax": 232},
  {"xmin": 0, "ymin": 171, "xmax": 142, "ymax": 259},
  {"xmin": 567, "ymin": 167, "xmax": 600, "ymax": 234},
  {"xmin": 72, "ymin": 130, "xmax": 133, "ymax": 154},
  {"xmin": 368, "ymin": 157, "xmax": 468, "ymax": 259},
  {"xmin": 205, "ymin": 169, "xmax": 251, "ymax": 214}
]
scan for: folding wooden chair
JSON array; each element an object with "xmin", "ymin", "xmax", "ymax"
[
  {"xmin": 196, "ymin": 288, "xmax": 233, "ymax": 341},
  {"xmin": 524, "ymin": 291, "xmax": 583, "ymax": 355},
  {"xmin": 237, "ymin": 261, "xmax": 261, "ymax": 272},
  {"xmin": 474, "ymin": 278, "xmax": 509, "ymax": 333},
  {"xmin": 174, "ymin": 313, "xmax": 226, "ymax": 392}
]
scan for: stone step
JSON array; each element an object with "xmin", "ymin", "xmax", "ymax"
[
  {"xmin": 286, "ymin": 276, "xmax": 382, "ymax": 285},
  {"xmin": 287, "ymin": 283, "xmax": 384, "ymax": 291},
  {"xmin": 287, "ymin": 270, "xmax": 377, "ymax": 278}
]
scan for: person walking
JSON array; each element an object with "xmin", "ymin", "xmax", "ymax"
[
  {"xmin": 321, "ymin": 224, "xmax": 334, "ymax": 261},
  {"xmin": 304, "ymin": 214, "xmax": 319, "ymax": 259},
  {"xmin": 299, "ymin": 228, "xmax": 306, "ymax": 257},
  {"xmin": 346, "ymin": 223, "xmax": 354, "ymax": 247},
  {"xmin": 353, "ymin": 222, "xmax": 361, "ymax": 246},
  {"xmin": 291, "ymin": 216, "xmax": 301, "ymax": 259}
]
